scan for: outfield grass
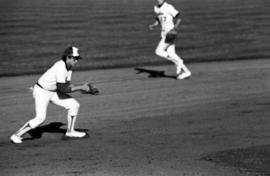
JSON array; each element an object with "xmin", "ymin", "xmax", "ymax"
[{"xmin": 0, "ymin": 0, "xmax": 270, "ymax": 76}]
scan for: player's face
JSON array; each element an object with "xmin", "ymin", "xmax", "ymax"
[
  {"xmin": 157, "ymin": 0, "xmax": 165, "ymax": 5},
  {"xmin": 66, "ymin": 56, "xmax": 79, "ymax": 68},
  {"xmin": 71, "ymin": 57, "xmax": 79, "ymax": 66}
]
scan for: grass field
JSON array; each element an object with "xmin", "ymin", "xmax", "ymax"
[{"xmin": 0, "ymin": 0, "xmax": 270, "ymax": 76}]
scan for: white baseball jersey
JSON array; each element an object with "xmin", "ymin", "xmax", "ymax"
[
  {"xmin": 38, "ymin": 60, "xmax": 72, "ymax": 91},
  {"xmin": 154, "ymin": 2, "xmax": 179, "ymax": 34}
]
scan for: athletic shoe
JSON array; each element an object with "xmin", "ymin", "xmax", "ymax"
[
  {"xmin": 10, "ymin": 134, "xmax": 23, "ymax": 144},
  {"xmin": 65, "ymin": 131, "xmax": 86, "ymax": 138},
  {"xmin": 177, "ymin": 72, "xmax": 191, "ymax": 80}
]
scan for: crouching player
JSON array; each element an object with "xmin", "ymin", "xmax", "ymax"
[{"xmin": 10, "ymin": 46, "xmax": 91, "ymax": 144}]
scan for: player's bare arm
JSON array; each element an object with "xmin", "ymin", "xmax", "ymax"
[
  {"xmin": 149, "ymin": 19, "xmax": 159, "ymax": 30},
  {"xmin": 173, "ymin": 14, "xmax": 181, "ymax": 31},
  {"xmin": 57, "ymin": 82, "xmax": 90, "ymax": 93}
]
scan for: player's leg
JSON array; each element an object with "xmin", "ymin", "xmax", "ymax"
[
  {"xmin": 155, "ymin": 38, "xmax": 185, "ymax": 73},
  {"xmin": 155, "ymin": 38, "xmax": 172, "ymax": 60},
  {"xmin": 167, "ymin": 45, "xmax": 191, "ymax": 79},
  {"xmin": 166, "ymin": 44, "xmax": 183, "ymax": 74},
  {"xmin": 51, "ymin": 92, "xmax": 85, "ymax": 138},
  {"xmin": 10, "ymin": 86, "xmax": 50, "ymax": 143}
]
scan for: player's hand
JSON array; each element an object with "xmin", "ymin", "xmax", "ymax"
[
  {"xmin": 149, "ymin": 24, "xmax": 155, "ymax": 30},
  {"xmin": 81, "ymin": 82, "xmax": 90, "ymax": 92},
  {"xmin": 172, "ymin": 27, "xmax": 178, "ymax": 32},
  {"xmin": 170, "ymin": 28, "xmax": 177, "ymax": 34},
  {"xmin": 80, "ymin": 82, "xmax": 99, "ymax": 95}
]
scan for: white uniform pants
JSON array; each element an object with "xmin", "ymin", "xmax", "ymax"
[
  {"xmin": 28, "ymin": 85, "xmax": 80, "ymax": 128},
  {"xmin": 155, "ymin": 36, "xmax": 183, "ymax": 68}
]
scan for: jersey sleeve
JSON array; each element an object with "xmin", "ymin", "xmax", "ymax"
[
  {"xmin": 169, "ymin": 4, "xmax": 179, "ymax": 18},
  {"xmin": 55, "ymin": 62, "xmax": 68, "ymax": 83}
]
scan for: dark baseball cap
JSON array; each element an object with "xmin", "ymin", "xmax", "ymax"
[{"xmin": 63, "ymin": 46, "xmax": 82, "ymax": 60}]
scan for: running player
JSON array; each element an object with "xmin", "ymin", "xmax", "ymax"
[
  {"xmin": 149, "ymin": 0, "xmax": 191, "ymax": 79},
  {"xmin": 10, "ymin": 46, "xmax": 91, "ymax": 144}
]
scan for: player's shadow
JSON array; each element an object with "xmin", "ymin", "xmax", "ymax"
[
  {"xmin": 134, "ymin": 67, "xmax": 175, "ymax": 79},
  {"xmin": 25, "ymin": 122, "xmax": 88, "ymax": 140},
  {"xmin": 25, "ymin": 122, "xmax": 66, "ymax": 140}
]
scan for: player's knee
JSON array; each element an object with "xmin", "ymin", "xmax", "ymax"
[
  {"xmin": 155, "ymin": 48, "xmax": 159, "ymax": 56},
  {"xmin": 167, "ymin": 52, "xmax": 182, "ymax": 63},
  {"xmin": 71, "ymin": 101, "xmax": 80, "ymax": 111},
  {"xmin": 155, "ymin": 48, "xmax": 162, "ymax": 56},
  {"xmin": 74, "ymin": 101, "xmax": 80, "ymax": 110},
  {"xmin": 177, "ymin": 59, "xmax": 183, "ymax": 65},
  {"xmin": 155, "ymin": 49, "xmax": 167, "ymax": 58},
  {"xmin": 68, "ymin": 100, "xmax": 80, "ymax": 116}
]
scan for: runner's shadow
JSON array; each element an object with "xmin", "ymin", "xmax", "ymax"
[
  {"xmin": 25, "ymin": 122, "xmax": 88, "ymax": 140},
  {"xmin": 134, "ymin": 67, "xmax": 175, "ymax": 79}
]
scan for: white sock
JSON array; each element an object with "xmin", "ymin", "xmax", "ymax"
[
  {"xmin": 67, "ymin": 115, "xmax": 77, "ymax": 132},
  {"xmin": 16, "ymin": 122, "xmax": 32, "ymax": 137}
]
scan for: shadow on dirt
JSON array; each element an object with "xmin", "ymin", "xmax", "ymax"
[
  {"xmin": 24, "ymin": 122, "xmax": 88, "ymax": 141},
  {"xmin": 201, "ymin": 144, "xmax": 270, "ymax": 175},
  {"xmin": 26, "ymin": 122, "xmax": 66, "ymax": 139},
  {"xmin": 134, "ymin": 67, "xmax": 176, "ymax": 79},
  {"xmin": 24, "ymin": 122, "xmax": 88, "ymax": 140}
]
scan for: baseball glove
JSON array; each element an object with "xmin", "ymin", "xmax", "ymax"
[
  {"xmin": 165, "ymin": 29, "xmax": 178, "ymax": 43},
  {"xmin": 81, "ymin": 83, "xmax": 99, "ymax": 95}
]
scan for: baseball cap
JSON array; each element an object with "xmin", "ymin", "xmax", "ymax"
[{"xmin": 63, "ymin": 46, "xmax": 82, "ymax": 60}]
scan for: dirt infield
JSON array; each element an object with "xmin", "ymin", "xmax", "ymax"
[{"xmin": 1, "ymin": 59, "xmax": 270, "ymax": 176}]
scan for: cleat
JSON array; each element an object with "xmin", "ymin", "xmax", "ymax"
[
  {"xmin": 65, "ymin": 131, "xmax": 86, "ymax": 138},
  {"xmin": 177, "ymin": 72, "xmax": 191, "ymax": 80},
  {"xmin": 10, "ymin": 134, "xmax": 23, "ymax": 144}
]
